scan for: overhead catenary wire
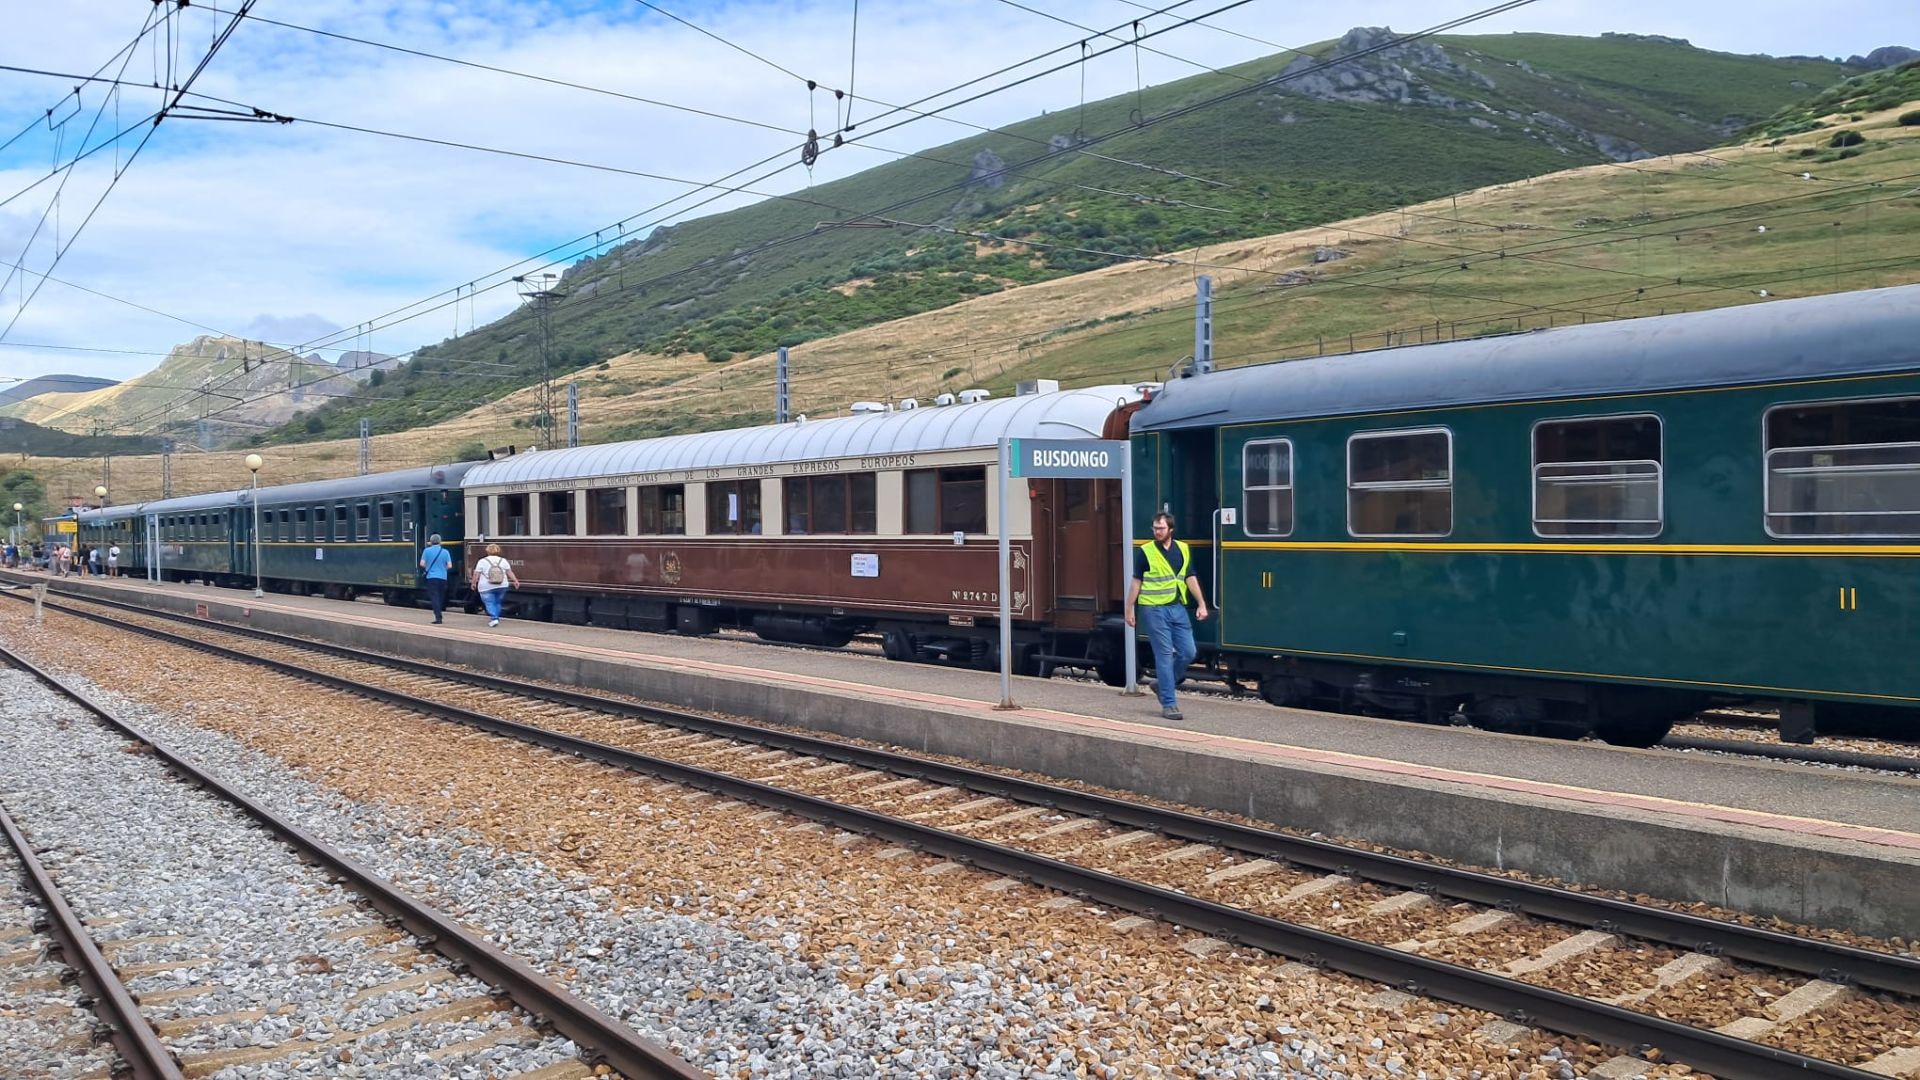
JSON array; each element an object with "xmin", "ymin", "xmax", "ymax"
[
  {"xmin": 1, "ymin": 1, "xmax": 263, "ymax": 345},
  {"xmin": 102, "ymin": 0, "xmax": 1296, "ymax": 428}
]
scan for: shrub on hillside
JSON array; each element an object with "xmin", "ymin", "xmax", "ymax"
[
  {"xmin": 1828, "ymin": 129, "xmax": 1865, "ymax": 147},
  {"xmin": 1900, "ymin": 110, "xmax": 1920, "ymax": 126}
]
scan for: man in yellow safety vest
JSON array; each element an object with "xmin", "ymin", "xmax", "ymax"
[{"xmin": 1125, "ymin": 511, "xmax": 1210, "ymax": 720}]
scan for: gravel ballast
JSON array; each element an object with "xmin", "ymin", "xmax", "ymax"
[
  {"xmin": 0, "ymin": 603, "xmax": 1671, "ymax": 1078},
  {"xmin": 0, "ymin": 670, "xmax": 585, "ymax": 1079}
]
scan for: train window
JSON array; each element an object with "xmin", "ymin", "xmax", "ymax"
[
  {"xmin": 1062, "ymin": 479, "xmax": 1093, "ymax": 523},
  {"xmin": 1533, "ymin": 416, "xmax": 1662, "ymax": 538},
  {"xmin": 905, "ymin": 467, "xmax": 987, "ymax": 534},
  {"xmin": 850, "ymin": 474, "xmax": 876, "ymax": 534},
  {"xmin": 541, "ymin": 491, "xmax": 574, "ymax": 536},
  {"xmin": 635, "ymin": 484, "xmax": 686, "ymax": 535},
  {"xmin": 472, "ymin": 496, "xmax": 491, "ymax": 537},
  {"xmin": 355, "ymin": 504, "xmax": 372, "ymax": 541},
  {"xmin": 784, "ymin": 475, "xmax": 868, "ymax": 534},
  {"xmin": 587, "ymin": 487, "xmax": 626, "ymax": 535},
  {"xmin": 905, "ymin": 470, "xmax": 937, "ymax": 533},
  {"xmin": 1348, "ymin": 429, "xmax": 1452, "ymax": 537},
  {"xmin": 784, "ymin": 478, "xmax": 811, "ymax": 534},
  {"xmin": 497, "ymin": 494, "xmax": 529, "ymax": 536},
  {"xmin": 295, "ymin": 508, "xmax": 309, "ymax": 541},
  {"xmin": 1766, "ymin": 396, "xmax": 1920, "ymax": 537},
  {"xmin": 1242, "ymin": 440, "xmax": 1294, "ymax": 537},
  {"xmin": 333, "ymin": 505, "xmax": 350, "ymax": 542},
  {"xmin": 401, "ymin": 501, "xmax": 415, "ymax": 540},
  {"xmin": 378, "ymin": 501, "xmax": 396, "ymax": 541},
  {"xmin": 706, "ymin": 480, "xmax": 763, "ymax": 535}
]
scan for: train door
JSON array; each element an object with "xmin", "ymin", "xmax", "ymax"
[
  {"xmin": 1046, "ymin": 478, "xmax": 1109, "ymax": 628},
  {"xmin": 1165, "ymin": 429, "xmax": 1219, "ymax": 649}
]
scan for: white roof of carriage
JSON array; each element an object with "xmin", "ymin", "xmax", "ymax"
[{"xmin": 464, "ymin": 384, "xmax": 1141, "ymax": 489}]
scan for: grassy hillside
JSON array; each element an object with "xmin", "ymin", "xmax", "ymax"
[
  {"xmin": 260, "ymin": 30, "xmax": 1850, "ymax": 445},
  {"xmin": 21, "ymin": 83, "xmax": 1917, "ymax": 506}
]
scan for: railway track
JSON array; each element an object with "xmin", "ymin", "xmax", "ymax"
[
  {"xmin": 0, "ymin": 638, "xmax": 705, "ymax": 1080},
  {"xmin": 24, "ymin": 591, "xmax": 1920, "ymax": 1079}
]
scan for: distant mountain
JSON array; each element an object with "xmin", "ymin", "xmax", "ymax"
[
  {"xmin": 1848, "ymin": 46, "xmax": 1919, "ymax": 70},
  {"xmin": 0, "ymin": 374, "xmax": 116, "ymax": 408},
  {"xmin": 0, "ymin": 336, "xmax": 380, "ymax": 444}
]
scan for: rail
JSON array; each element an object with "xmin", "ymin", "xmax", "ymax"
[
  {"xmin": 0, "ymin": 636, "xmax": 707, "ymax": 1080},
  {"xmin": 14, "ymin": 593, "xmax": 1899, "ymax": 1080}
]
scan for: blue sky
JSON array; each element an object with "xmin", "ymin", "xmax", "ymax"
[{"xmin": 0, "ymin": 0, "xmax": 1912, "ymax": 397}]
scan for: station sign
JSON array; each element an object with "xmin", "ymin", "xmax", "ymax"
[{"xmin": 1007, "ymin": 438, "xmax": 1127, "ymax": 479}]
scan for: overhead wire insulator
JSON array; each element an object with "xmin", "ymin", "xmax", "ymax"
[{"xmin": 801, "ymin": 129, "xmax": 820, "ymax": 167}]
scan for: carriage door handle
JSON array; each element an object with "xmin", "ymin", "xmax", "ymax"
[{"xmin": 1212, "ymin": 507, "xmax": 1236, "ymax": 612}]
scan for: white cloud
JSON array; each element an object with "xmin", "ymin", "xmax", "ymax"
[{"xmin": 0, "ymin": 0, "xmax": 1909, "ymax": 399}]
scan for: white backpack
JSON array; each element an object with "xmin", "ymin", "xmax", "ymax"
[{"xmin": 485, "ymin": 557, "xmax": 507, "ymax": 586}]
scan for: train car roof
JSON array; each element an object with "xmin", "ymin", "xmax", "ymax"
[
  {"xmin": 73, "ymin": 462, "xmax": 478, "ymax": 524},
  {"xmin": 463, "ymin": 384, "xmax": 1141, "ymax": 490},
  {"xmin": 245, "ymin": 461, "xmax": 478, "ymax": 506},
  {"xmin": 1132, "ymin": 284, "xmax": 1920, "ymax": 432}
]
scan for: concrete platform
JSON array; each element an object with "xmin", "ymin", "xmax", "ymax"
[{"xmin": 14, "ymin": 570, "xmax": 1920, "ymax": 939}]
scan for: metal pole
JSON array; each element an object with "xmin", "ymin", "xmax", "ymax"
[
  {"xmin": 776, "ymin": 346, "xmax": 790, "ymax": 424},
  {"xmin": 1121, "ymin": 441, "xmax": 1139, "ymax": 695},
  {"xmin": 251, "ymin": 473, "xmax": 263, "ymax": 599},
  {"xmin": 1193, "ymin": 275, "xmax": 1213, "ymax": 375},
  {"xmin": 996, "ymin": 437, "xmax": 1015, "ymax": 710},
  {"xmin": 567, "ymin": 381, "xmax": 580, "ymax": 448}
]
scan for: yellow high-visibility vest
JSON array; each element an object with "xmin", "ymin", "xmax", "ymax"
[{"xmin": 1138, "ymin": 540, "xmax": 1191, "ymax": 606}]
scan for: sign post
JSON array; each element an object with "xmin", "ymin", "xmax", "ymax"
[{"xmin": 997, "ymin": 437, "xmax": 1130, "ymax": 709}]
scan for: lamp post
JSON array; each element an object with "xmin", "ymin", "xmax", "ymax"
[
  {"xmin": 92, "ymin": 486, "xmax": 108, "ymax": 578},
  {"xmin": 246, "ymin": 454, "xmax": 264, "ymax": 598}
]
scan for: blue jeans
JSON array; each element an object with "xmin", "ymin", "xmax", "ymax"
[
  {"xmin": 1138, "ymin": 603, "xmax": 1196, "ymax": 710},
  {"xmin": 480, "ymin": 588, "xmax": 505, "ymax": 620}
]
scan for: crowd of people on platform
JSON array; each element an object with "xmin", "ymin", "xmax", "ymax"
[{"xmin": 0, "ymin": 539, "xmax": 121, "ymax": 577}]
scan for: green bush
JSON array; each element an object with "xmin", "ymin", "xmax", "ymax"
[
  {"xmin": 304, "ymin": 414, "xmax": 325, "ymax": 434},
  {"xmin": 707, "ymin": 350, "xmax": 734, "ymax": 363},
  {"xmin": 453, "ymin": 440, "xmax": 489, "ymax": 461},
  {"xmin": 1828, "ymin": 129, "xmax": 1865, "ymax": 147},
  {"xmin": 1900, "ymin": 110, "xmax": 1920, "ymax": 126},
  {"xmin": 367, "ymin": 369, "xmax": 385, "ymax": 387}
]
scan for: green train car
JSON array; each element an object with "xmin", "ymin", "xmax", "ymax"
[
  {"xmin": 76, "ymin": 463, "xmax": 476, "ymax": 605},
  {"xmin": 1131, "ymin": 284, "xmax": 1920, "ymax": 745}
]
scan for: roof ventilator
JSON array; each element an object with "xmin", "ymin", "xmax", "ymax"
[
  {"xmin": 956, "ymin": 388, "xmax": 992, "ymax": 405},
  {"xmin": 1015, "ymin": 379, "xmax": 1059, "ymax": 397},
  {"xmin": 934, "ymin": 393, "xmax": 956, "ymax": 406},
  {"xmin": 850, "ymin": 401, "xmax": 888, "ymax": 415}
]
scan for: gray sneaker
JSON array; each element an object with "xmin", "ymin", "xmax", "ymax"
[{"xmin": 1160, "ymin": 707, "xmax": 1184, "ymax": 721}]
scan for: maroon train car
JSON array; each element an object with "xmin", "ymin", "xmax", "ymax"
[{"xmin": 461, "ymin": 383, "xmax": 1142, "ymax": 675}]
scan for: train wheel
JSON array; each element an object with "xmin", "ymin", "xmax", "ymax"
[
  {"xmin": 1592, "ymin": 715, "xmax": 1675, "ymax": 748},
  {"xmin": 881, "ymin": 628, "xmax": 913, "ymax": 662},
  {"xmin": 1257, "ymin": 674, "xmax": 1315, "ymax": 709}
]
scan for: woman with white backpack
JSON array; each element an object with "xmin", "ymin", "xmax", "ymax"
[{"xmin": 470, "ymin": 543, "xmax": 520, "ymax": 627}]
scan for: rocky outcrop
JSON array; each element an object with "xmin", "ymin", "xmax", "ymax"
[
  {"xmin": 968, "ymin": 149, "xmax": 1008, "ymax": 189},
  {"xmin": 1269, "ymin": 25, "xmax": 1657, "ymax": 162},
  {"xmin": 1270, "ymin": 26, "xmax": 1493, "ymax": 107},
  {"xmin": 1846, "ymin": 46, "xmax": 1919, "ymax": 69}
]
